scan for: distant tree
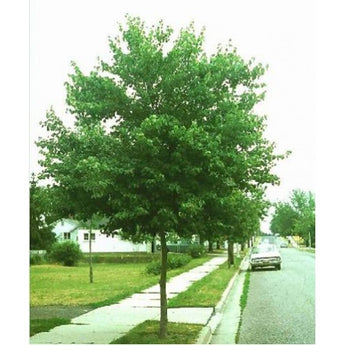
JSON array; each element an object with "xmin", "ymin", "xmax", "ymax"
[
  {"xmin": 270, "ymin": 190, "xmax": 315, "ymax": 246},
  {"xmin": 291, "ymin": 190, "xmax": 315, "ymax": 247},
  {"xmin": 270, "ymin": 202, "xmax": 297, "ymax": 237}
]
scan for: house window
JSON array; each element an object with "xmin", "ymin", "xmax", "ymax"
[
  {"xmin": 84, "ymin": 233, "xmax": 96, "ymax": 241},
  {"xmin": 63, "ymin": 232, "xmax": 71, "ymax": 240}
]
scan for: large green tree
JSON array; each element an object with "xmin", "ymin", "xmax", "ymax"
[{"xmin": 37, "ymin": 16, "xmax": 285, "ymax": 338}]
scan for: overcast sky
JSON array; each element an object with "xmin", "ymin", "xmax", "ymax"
[{"xmin": 30, "ymin": 0, "xmax": 315, "ymax": 231}]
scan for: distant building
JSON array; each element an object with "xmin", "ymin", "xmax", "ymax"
[{"xmin": 52, "ymin": 219, "xmax": 151, "ymax": 253}]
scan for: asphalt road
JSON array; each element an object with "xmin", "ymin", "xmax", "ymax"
[{"xmin": 238, "ymin": 248, "xmax": 315, "ymax": 344}]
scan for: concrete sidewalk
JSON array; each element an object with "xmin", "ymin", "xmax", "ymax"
[{"xmin": 30, "ymin": 256, "xmax": 227, "ymax": 344}]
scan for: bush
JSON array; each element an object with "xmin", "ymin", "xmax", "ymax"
[
  {"xmin": 146, "ymin": 253, "xmax": 191, "ymax": 275},
  {"xmin": 49, "ymin": 241, "xmax": 83, "ymax": 266},
  {"xmin": 188, "ymin": 244, "xmax": 206, "ymax": 258},
  {"xmin": 168, "ymin": 253, "xmax": 191, "ymax": 268},
  {"xmin": 146, "ymin": 261, "xmax": 161, "ymax": 275}
]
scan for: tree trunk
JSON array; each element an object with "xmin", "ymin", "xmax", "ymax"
[
  {"xmin": 227, "ymin": 237, "xmax": 234, "ymax": 268},
  {"xmin": 89, "ymin": 228, "xmax": 93, "ymax": 283},
  {"xmin": 216, "ymin": 241, "xmax": 221, "ymax": 250},
  {"xmin": 159, "ymin": 230, "xmax": 168, "ymax": 338},
  {"xmin": 151, "ymin": 237, "xmax": 156, "ymax": 253},
  {"xmin": 208, "ymin": 240, "xmax": 213, "ymax": 253}
]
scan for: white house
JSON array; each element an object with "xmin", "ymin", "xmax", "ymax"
[{"xmin": 52, "ymin": 219, "xmax": 151, "ymax": 253}]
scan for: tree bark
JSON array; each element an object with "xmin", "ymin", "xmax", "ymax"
[
  {"xmin": 151, "ymin": 237, "xmax": 156, "ymax": 253},
  {"xmin": 227, "ymin": 237, "xmax": 234, "ymax": 268},
  {"xmin": 208, "ymin": 240, "xmax": 213, "ymax": 252},
  {"xmin": 159, "ymin": 230, "xmax": 168, "ymax": 338}
]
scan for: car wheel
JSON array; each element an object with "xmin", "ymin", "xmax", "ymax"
[
  {"xmin": 251, "ymin": 265, "xmax": 256, "ymax": 271},
  {"xmin": 276, "ymin": 264, "xmax": 281, "ymax": 270}
]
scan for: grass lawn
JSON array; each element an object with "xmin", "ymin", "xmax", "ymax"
[
  {"xmin": 168, "ymin": 257, "xmax": 241, "ymax": 308},
  {"xmin": 30, "ymin": 256, "xmax": 211, "ymax": 308},
  {"xmin": 110, "ymin": 320, "xmax": 203, "ymax": 344}
]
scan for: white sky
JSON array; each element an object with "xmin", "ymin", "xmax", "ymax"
[{"xmin": 30, "ymin": 0, "xmax": 315, "ymax": 231}]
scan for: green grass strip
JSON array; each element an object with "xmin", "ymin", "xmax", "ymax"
[
  {"xmin": 168, "ymin": 258, "xmax": 240, "ymax": 308},
  {"xmin": 110, "ymin": 320, "xmax": 203, "ymax": 344},
  {"xmin": 30, "ymin": 318, "xmax": 71, "ymax": 336}
]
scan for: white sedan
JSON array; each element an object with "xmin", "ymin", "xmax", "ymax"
[{"xmin": 249, "ymin": 244, "xmax": 282, "ymax": 270}]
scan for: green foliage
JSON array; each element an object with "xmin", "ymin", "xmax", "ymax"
[
  {"xmin": 188, "ymin": 244, "xmax": 206, "ymax": 258},
  {"xmin": 49, "ymin": 241, "xmax": 83, "ymax": 266},
  {"xmin": 146, "ymin": 254, "xmax": 191, "ymax": 275}
]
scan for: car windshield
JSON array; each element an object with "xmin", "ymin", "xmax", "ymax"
[{"xmin": 252, "ymin": 245, "xmax": 276, "ymax": 254}]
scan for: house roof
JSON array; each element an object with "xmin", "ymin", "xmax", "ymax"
[
  {"xmin": 52, "ymin": 219, "xmax": 81, "ymax": 235},
  {"xmin": 52, "ymin": 217, "xmax": 110, "ymax": 235}
]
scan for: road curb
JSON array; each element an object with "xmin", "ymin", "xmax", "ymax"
[{"xmin": 196, "ymin": 256, "xmax": 248, "ymax": 344}]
